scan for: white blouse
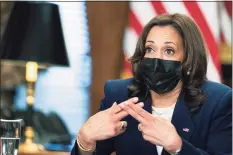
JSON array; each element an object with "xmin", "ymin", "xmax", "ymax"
[{"xmin": 151, "ymin": 104, "xmax": 176, "ymax": 155}]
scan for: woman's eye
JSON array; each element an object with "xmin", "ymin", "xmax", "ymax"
[
  {"xmin": 145, "ymin": 47, "xmax": 154, "ymax": 53},
  {"xmin": 165, "ymin": 49, "xmax": 175, "ymax": 56}
]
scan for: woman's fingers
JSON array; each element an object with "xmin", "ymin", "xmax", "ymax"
[
  {"xmin": 89, "ymin": 97, "xmax": 141, "ymax": 140},
  {"xmin": 110, "ymin": 102, "xmax": 119, "ymax": 113},
  {"xmin": 139, "ymin": 123, "xmax": 163, "ymax": 146},
  {"xmin": 115, "ymin": 101, "xmax": 144, "ymax": 120},
  {"xmin": 127, "ymin": 101, "xmax": 153, "ymax": 121},
  {"xmin": 119, "ymin": 100, "xmax": 155, "ymax": 124},
  {"xmin": 115, "ymin": 110, "xmax": 128, "ymax": 120},
  {"xmin": 110, "ymin": 97, "xmax": 139, "ymax": 114},
  {"xmin": 120, "ymin": 102, "xmax": 147, "ymax": 124},
  {"xmin": 142, "ymin": 134, "xmax": 162, "ymax": 146}
]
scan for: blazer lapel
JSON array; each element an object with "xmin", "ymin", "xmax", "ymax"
[
  {"xmin": 161, "ymin": 92, "xmax": 195, "ymax": 155},
  {"xmin": 143, "ymin": 92, "xmax": 195, "ymax": 155},
  {"xmin": 143, "ymin": 96, "xmax": 152, "ymax": 114},
  {"xmin": 145, "ymin": 92, "xmax": 195, "ymax": 140},
  {"xmin": 144, "ymin": 97, "xmax": 159, "ymax": 155},
  {"xmin": 171, "ymin": 92, "xmax": 195, "ymax": 141}
]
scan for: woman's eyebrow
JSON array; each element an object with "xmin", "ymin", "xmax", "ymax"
[{"xmin": 146, "ymin": 40, "xmax": 177, "ymax": 47}]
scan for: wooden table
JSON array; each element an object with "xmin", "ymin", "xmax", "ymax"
[
  {"xmin": 19, "ymin": 151, "xmax": 70, "ymax": 155},
  {"xmin": 19, "ymin": 151, "xmax": 116, "ymax": 155}
]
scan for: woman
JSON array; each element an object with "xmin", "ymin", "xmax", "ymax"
[{"xmin": 71, "ymin": 13, "xmax": 232, "ymax": 155}]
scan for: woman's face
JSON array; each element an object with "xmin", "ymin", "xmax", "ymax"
[{"xmin": 144, "ymin": 26, "xmax": 184, "ymax": 62}]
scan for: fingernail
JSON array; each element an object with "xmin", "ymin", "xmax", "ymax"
[
  {"xmin": 133, "ymin": 97, "xmax": 139, "ymax": 102},
  {"xmin": 125, "ymin": 101, "xmax": 129, "ymax": 105},
  {"xmin": 138, "ymin": 102, "xmax": 144, "ymax": 107}
]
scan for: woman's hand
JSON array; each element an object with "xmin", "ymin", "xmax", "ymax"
[
  {"xmin": 78, "ymin": 97, "xmax": 141, "ymax": 149},
  {"xmin": 119, "ymin": 101, "xmax": 182, "ymax": 154}
]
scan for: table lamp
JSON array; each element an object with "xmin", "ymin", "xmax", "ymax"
[{"xmin": 0, "ymin": 1, "xmax": 69, "ymax": 153}]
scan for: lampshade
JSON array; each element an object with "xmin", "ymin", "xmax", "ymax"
[{"xmin": 0, "ymin": 1, "xmax": 69, "ymax": 66}]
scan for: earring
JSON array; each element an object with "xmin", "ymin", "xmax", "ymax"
[{"xmin": 187, "ymin": 70, "xmax": 190, "ymax": 75}]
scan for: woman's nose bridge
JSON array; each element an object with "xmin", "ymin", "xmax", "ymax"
[{"xmin": 152, "ymin": 50, "xmax": 163, "ymax": 59}]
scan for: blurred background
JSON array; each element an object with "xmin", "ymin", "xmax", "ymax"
[{"xmin": 0, "ymin": 1, "xmax": 232, "ymax": 154}]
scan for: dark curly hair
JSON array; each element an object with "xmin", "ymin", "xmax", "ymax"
[{"xmin": 128, "ymin": 13, "xmax": 207, "ymax": 109}]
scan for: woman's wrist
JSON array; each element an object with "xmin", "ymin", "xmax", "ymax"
[
  {"xmin": 77, "ymin": 133, "xmax": 96, "ymax": 152},
  {"xmin": 167, "ymin": 135, "xmax": 182, "ymax": 154},
  {"xmin": 77, "ymin": 128, "xmax": 96, "ymax": 150}
]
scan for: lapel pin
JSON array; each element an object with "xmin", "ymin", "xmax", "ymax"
[{"xmin": 183, "ymin": 128, "xmax": 190, "ymax": 132}]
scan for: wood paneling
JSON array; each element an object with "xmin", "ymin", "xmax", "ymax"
[{"xmin": 86, "ymin": 2, "xmax": 129, "ymax": 115}]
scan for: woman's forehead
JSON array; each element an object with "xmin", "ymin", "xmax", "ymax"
[{"xmin": 146, "ymin": 26, "xmax": 183, "ymax": 45}]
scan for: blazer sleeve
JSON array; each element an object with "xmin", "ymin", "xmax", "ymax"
[
  {"xmin": 179, "ymin": 89, "xmax": 232, "ymax": 155},
  {"xmin": 70, "ymin": 81, "xmax": 115, "ymax": 155}
]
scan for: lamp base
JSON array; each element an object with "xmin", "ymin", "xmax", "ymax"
[
  {"xmin": 19, "ymin": 141, "xmax": 44, "ymax": 153},
  {"xmin": 19, "ymin": 127, "xmax": 44, "ymax": 153}
]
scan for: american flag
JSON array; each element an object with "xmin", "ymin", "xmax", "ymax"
[
  {"xmin": 219, "ymin": 1, "xmax": 232, "ymax": 65},
  {"xmin": 121, "ymin": 1, "xmax": 232, "ymax": 83}
]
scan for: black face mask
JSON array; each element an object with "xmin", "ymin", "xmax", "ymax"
[{"xmin": 140, "ymin": 58, "xmax": 182, "ymax": 94}]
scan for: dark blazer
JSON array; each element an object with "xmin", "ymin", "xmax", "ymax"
[{"xmin": 71, "ymin": 78, "xmax": 232, "ymax": 155}]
